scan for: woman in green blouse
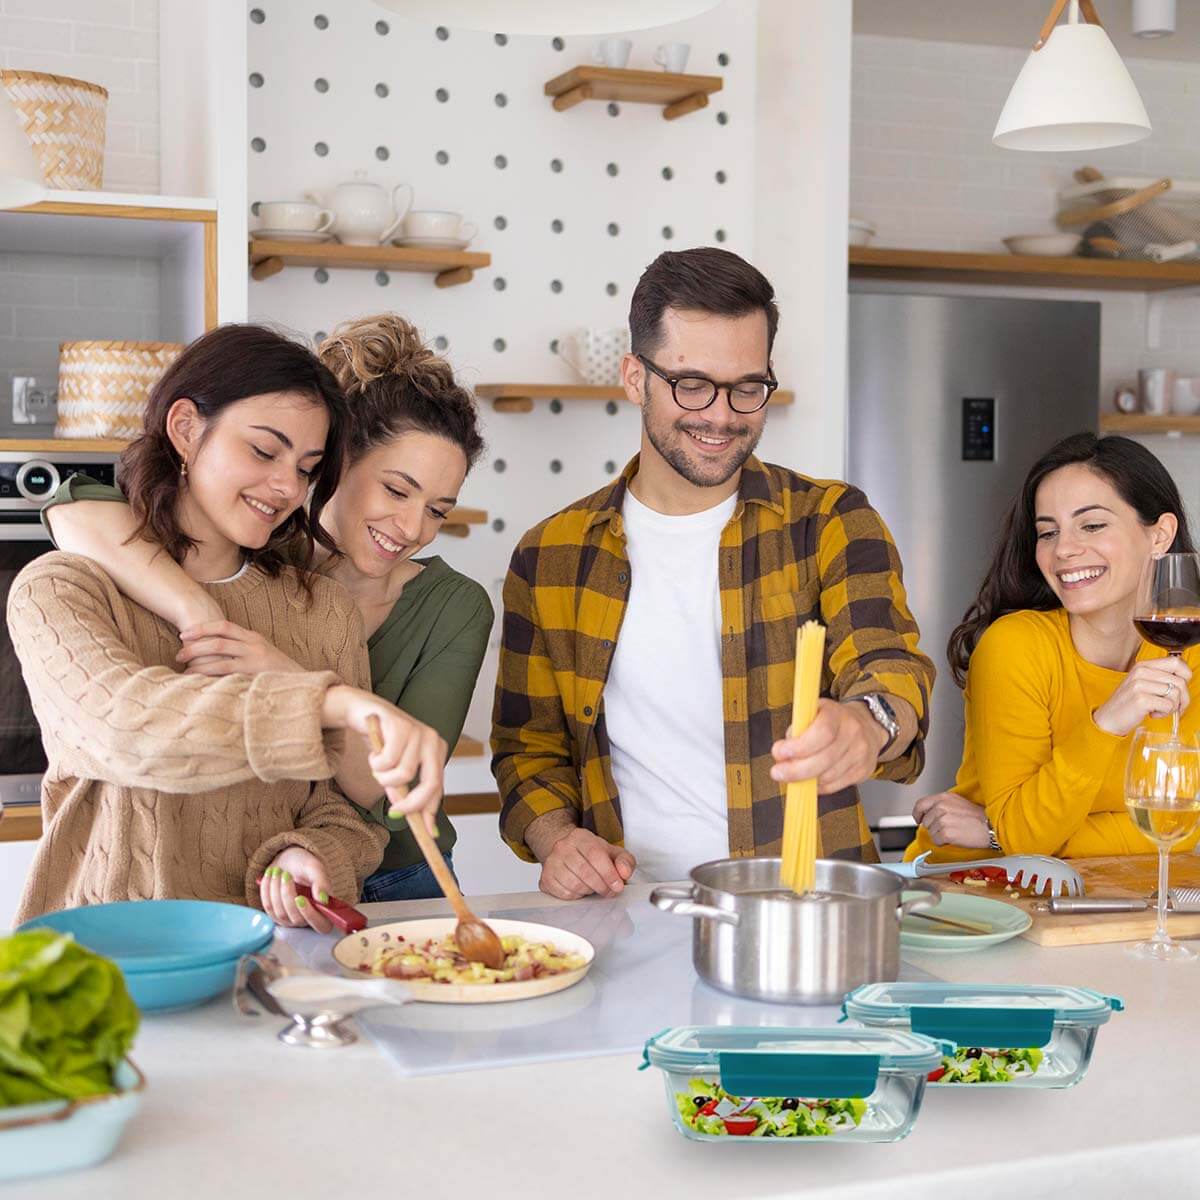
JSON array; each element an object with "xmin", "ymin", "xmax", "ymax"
[{"xmin": 42, "ymin": 314, "xmax": 492, "ymax": 901}]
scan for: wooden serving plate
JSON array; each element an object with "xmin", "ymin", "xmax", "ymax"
[
  {"xmin": 933, "ymin": 854, "xmax": 1200, "ymax": 947},
  {"xmin": 331, "ymin": 917, "xmax": 594, "ymax": 1003}
]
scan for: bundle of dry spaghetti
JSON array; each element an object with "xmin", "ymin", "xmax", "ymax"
[{"xmin": 780, "ymin": 621, "xmax": 826, "ymax": 894}]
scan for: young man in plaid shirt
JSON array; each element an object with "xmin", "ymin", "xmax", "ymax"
[{"xmin": 492, "ymin": 248, "xmax": 935, "ymax": 899}]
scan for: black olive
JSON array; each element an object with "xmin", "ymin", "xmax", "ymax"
[
  {"xmin": 781, "ymin": 1098, "xmax": 800, "ymax": 1110},
  {"xmin": 692, "ymin": 1095, "xmax": 710, "ymax": 1107},
  {"xmin": 965, "ymin": 1047, "xmax": 983, "ymax": 1060}
]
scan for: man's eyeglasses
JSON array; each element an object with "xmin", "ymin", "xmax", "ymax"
[{"xmin": 637, "ymin": 354, "xmax": 778, "ymax": 414}]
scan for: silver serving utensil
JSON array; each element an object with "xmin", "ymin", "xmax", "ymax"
[
  {"xmin": 1045, "ymin": 889, "xmax": 1200, "ymax": 914},
  {"xmin": 911, "ymin": 852, "xmax": 1085, "ymax": 897}
]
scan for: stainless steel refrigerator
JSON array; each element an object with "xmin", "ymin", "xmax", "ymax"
[{"xmin": 847, "ymin": 291, "xmax": 1100, "ymax": 833}]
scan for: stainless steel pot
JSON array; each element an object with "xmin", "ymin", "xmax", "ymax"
[{"xmin": 650, "ymin": 857, "xmax": 939, "ymax": 1006}]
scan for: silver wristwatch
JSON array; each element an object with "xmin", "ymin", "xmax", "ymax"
[{"xmin": 856, "ymin": 693, "xmax": 900, "ymax": 754}]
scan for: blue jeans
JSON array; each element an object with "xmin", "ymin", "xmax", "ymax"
[{"xmin": 362, "ymin": 854, "xmax": 457, "ymax": 903}]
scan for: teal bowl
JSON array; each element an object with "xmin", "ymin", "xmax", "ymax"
[
  {"xmin": 19, "ymin": 899, "xmax": 274, "ymax": 973},
  {"xmin": 122, "ymin": 955, "xmax": 243, "ymax": 1013},
  {"xmin": 0, "ymin": 1059, "xmax": 144, "ymax": 1182}
]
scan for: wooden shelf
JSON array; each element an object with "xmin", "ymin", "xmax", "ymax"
[
  {"xmin": 477, "ymin": 383, "xmax": 795, "ymax": 414},
  {"xmin": 1100, "ymin": 413, "xmax": 1200, "ymax": 435},
  {"xmin": 0, "ymin": 735, "xmax": 490, "ymax": 842},
  {"xmin": 248, "ymin": 239, "xmax": 490, "ymax": 288},
  {"xmin": 849, "ymin": 246, "xmax": 1200, "ymax": 292},
  {"xmin": 544, "ymin": 66, "xmax": 722, "ymax": 121},
  {"xmin": 440, "ymin": 506, "xmax": 487, "ymax": 538}
]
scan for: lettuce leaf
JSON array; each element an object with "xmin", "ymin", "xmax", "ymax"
[{"xmin": 0, "ymin": 930, "xmax": 139, "ymax": 1108}]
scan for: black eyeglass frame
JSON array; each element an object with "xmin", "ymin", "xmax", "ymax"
[{"xmin": 636, "ymin": 354, "xmax": 779, "ymax": 414}]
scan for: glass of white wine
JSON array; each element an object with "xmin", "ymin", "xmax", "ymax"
[{"xmin": 1124, "ymin": 729, "xmax": 1200, "ymax": 962}]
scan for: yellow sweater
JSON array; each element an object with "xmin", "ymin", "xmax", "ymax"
[
  {"xmin": 8, "ymin": 553, "xmax": 388, "ymax": 924},
  {"xmin": 908, "ymin": 608, "xmax": 1200, "ymax": 861}
]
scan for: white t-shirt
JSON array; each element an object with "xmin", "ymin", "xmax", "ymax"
[{"xmin": 604, "ymin": 488, "xmax": 738, "ymax": 882}]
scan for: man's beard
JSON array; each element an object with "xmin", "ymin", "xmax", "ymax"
[{"xmin": 643, "ymin": 396, "xmax": 762, "ymax": 488}]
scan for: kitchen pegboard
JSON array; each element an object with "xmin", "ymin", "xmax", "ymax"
[{"xmin": 246, "ymin": 0, "xmax": 759, "ymax": 739}]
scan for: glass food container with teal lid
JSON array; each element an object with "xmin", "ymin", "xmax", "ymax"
[
  {"xmin": 640, "ymin": 1025, "xmax": 950, "ymax": 1143},
  {"xmin": 841, "ymin": 982, "xmax": 1123, "ymax": 1089}
]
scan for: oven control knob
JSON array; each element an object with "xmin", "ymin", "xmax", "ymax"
[{"xmin": 15, "ymin": 459, "xmax": 60, "ymax": 501}]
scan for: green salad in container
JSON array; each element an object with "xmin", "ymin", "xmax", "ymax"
[
  {"xmin": 0, "ymin": 930, "xmax": 139, "ymax": 1108},
  {"xmin": 675, "ymin": 1078, "xmax": 868, "ymax": 1138},
  {"xmin": 928, "ymin": 1046, "xmax": 1043, "ymax": 1084}
]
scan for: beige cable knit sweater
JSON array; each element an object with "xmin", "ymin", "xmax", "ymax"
[{"xmin": 8, "ymin": 552, "xmax": 388, "ymax": 925}]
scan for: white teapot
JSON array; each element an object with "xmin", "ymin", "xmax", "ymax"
[
  {"xmin": 555, "ymin": 327, "xmax": 630, "ymax": 386},
  {"xmin": 307, "ymin": 171, "xmax": 413, "ymax": 246}
]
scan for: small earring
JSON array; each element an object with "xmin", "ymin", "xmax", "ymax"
[{"xmin": 180, "ymin": 457, "xmax": 188, "ymax": 480}]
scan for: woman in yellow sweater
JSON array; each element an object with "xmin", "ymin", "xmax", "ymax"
[
  {"xmin": 8, "ymin": 324, "xmax": 444, "ymax": 926},
  {"xmin": 910, "ymin": 433, "xmax": 1198, "ymax": 861}
]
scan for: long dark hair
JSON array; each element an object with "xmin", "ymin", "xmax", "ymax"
[
  {"xmin": 119, "ymin": 324, "xmax": 349, "ymax": 580},
  {"xmin": 948, "ymin": 433, "xmax": 1195, "ymax": 687}
]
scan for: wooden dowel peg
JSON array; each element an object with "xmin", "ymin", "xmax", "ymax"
[
  {"xmin": 435, "ymin": 266, "xmax": 474, "ymax": 288},
  {"xmin": 250, "ymin": 256, "xmax": 284, "ymax": 281},
  {"xmin": 492, "ymin": 397, "xmax": 534, "ymax": 413},
  {"xmin": 552, "ymin": 82, "xmax": 592, "ymax": 112},
  {"xmin": 663, "ymin": 92, "xmax": 709, "ymax": 121}
]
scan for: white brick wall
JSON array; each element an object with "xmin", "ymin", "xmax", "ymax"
[
  {"xmin": 851, "ymin": 34, "xmax": 1200, "ymax": 521},
  {"xmin": 0, "ymin": 0, "xmax": 160, "ymax": 192},
  {"xmin": 0, "ymin": 252, "xmax": 160, "ymax": 436}
]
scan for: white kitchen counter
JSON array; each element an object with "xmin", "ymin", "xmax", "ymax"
[{"xmin": 16, "ymin": 884, "xmax": 1200, "ymax": 1200}]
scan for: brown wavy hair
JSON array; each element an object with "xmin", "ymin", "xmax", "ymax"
[
  {"xmin": 947, "ymin": 433, "xmax": 1195, "ymax": 687},
  {"xmin": 118, "ymin": 323, "xmax": 349, "ymax": 580},
  {"xmin": 317, "ymin": 314, "xmax": 483, "ymax": 469}
]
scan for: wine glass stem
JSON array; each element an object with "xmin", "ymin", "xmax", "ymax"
[
  {"xmin": 1171, "ymin": 652, "xmax": 1182, "ymax": 741},
  {"xmin": 1156, "ymin": 846, "xmax": 1171, "ymax": 942}
]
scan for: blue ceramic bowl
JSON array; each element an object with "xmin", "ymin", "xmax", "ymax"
[
  {"xmin": 121, "ymin": 956, "xmax": 243, "ymax": 1013},
  {"xmin": 0, "ymin": 1059, "xmax": 144, "ymax": 1182},
  {"xmin": 19, "ymin": 899, "xmax": 274, "ymax": 973}
]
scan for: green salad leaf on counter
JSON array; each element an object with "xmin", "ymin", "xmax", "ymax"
[
  {"xmin": 674, "ymin": 1078, "xmax": 868, "ymax": 1138},
  {"xmin": 0, "ymin": 929, "xmax": 140, "ymax": 1108},
  {"xmin": 928, "ymin": 1046, "xmax": 1044, "ymax": 1084}
]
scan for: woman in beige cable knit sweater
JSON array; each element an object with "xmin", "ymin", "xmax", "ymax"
[{"xmin": 8, "ymin": 324, "xmax": 445, "ymax": 927}]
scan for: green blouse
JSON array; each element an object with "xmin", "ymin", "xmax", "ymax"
[{"xmin": 42, "ymin": 474, "xmax": 493, "ymax": 872}]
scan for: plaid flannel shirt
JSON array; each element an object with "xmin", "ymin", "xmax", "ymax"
[{"xmin": 491, "ymin": 454, "xmax": 935, "ymax": 864}]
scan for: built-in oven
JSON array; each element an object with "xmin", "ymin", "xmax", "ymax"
[{"xmin": 1, "ymin": 448, "xmax": 119, "ymax": 808}]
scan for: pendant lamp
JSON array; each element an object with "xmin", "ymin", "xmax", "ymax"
[
  {"xmin": 372, "ymin": 0, "xmax": 722, "ymax": 36},
  {"xmin": 0, "ymin": 90, "xmax": 43, "ymax": 209},
  {"xmin": 993, "ymin": 0, "xmax": 1151, "ymax": 152}
]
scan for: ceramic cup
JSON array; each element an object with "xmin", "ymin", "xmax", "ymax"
[
  {"xmin": 556, "ymin": 327, "xmax": 630, "ymax": 387},
  {"xmin": 654, "ymin": 42, "xmax": 691, "ymax": 73},
  {"xmin": 257, "ymin": 200, "xmax": 334, "ymax": 233},
  {"xmin": 593, "ymin": 37, "xmax": 633, "ymax": 69},
  {"xmin": 1139, "ymin": 367, "xmax": 1176, "ymax": 415},
  {"xmin": 402, "ymin": 211, "xmax": 477, "ymax": 242}
]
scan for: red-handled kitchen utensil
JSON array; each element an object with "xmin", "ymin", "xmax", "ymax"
[
  {"xmin": 366, "ymin": 714, "xmax": 507, "ymax": 969},
  {"xmin": 255, "ymin": 877, "xmax": 367, "ymax": 935}
]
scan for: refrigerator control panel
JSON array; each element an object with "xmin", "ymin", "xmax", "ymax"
[{"xmin": 962, "ymin": 397, "xmax": 995, "ymax": 461}]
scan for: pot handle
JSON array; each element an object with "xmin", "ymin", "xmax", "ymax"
[
  {"xmin": 896, "ymin": 878, "xmax": 941, "ymax": 920},
  {"xmin": 649, "ymin": 883, "xmax": 740, "ymax": 926}
]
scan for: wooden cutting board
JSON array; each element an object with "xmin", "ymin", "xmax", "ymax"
[{"xmin": 932, "ymin": 855, "xmax": 1200, "ymax": 947}]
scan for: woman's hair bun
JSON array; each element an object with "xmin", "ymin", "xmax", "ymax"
[{"xmin": 319, "ymin": 313, "xmax": 440, "ymax": 393}]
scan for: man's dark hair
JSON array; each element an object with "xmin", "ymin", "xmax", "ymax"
[{"xmin": 628, "ymin": 247, "xmax": 780, "ymax": 357}]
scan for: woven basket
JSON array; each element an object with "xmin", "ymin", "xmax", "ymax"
[
  {"xmin": 56, "ymin": 341, "xmax": 183, "ymax": 440},
  {"xmin": 0, "ymin": 70, "xmax": 108, "ymax": 191}
]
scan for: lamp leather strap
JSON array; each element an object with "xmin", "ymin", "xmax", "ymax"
[{"xmin": 1035, "ymin": 0, "xmax": 1105, "ymax": 51}]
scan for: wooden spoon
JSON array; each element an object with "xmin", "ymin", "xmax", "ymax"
[{"xmin": 365, "ymin": 716, "xmax": 507, "ymax": 969}]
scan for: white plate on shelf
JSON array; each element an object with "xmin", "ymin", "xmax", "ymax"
[
  {"xmin": 251, "ymin": 228, "xmax": 334, "ymax": 243},
  {"xmin": 331, "ymin": 917, "xmax": 595, "ymax": 1004},
  {"xmin": 393, "ymin": 236, "xmax": 473, "ymax": 251}
]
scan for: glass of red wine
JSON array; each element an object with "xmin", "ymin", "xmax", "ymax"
[{"xmin": 1133, "ymin": 553, "xmax": 1200, "ymax": 743}]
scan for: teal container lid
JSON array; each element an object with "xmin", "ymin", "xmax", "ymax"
[
  {"xmin": 640, "ymin": 1026, "xmax": 948, "ymax": 1099},
  {"xmin": 843, "ymin": 983, "xmax": 1123, "ymax": 1049}
]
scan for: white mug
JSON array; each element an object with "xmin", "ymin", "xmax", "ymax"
[
  {"xmin": 1139, "ymin": 367, "xmax": 1176, "ymax": 415},
  {"xmin": 593, "ymin": 37, "xmax": 632, "ymax": 69},
  {"xmin": 257, "ymin": 200, "xmax": 334, "ymax": 234},
  {"xmin": 402, "ymin": 210, "xmax": 477, "ymax": 243},
  {"xmin": 654, "ymin": 41, "xmax": 691, "ymax": 73},
  {"xmin": 556, "ymin": 328, "xmax": 630, "ymax": 387}
]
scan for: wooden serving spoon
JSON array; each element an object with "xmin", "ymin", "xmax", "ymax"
[{"xmin": 365, "ymin": 715, "xmax": 507, "ymax": 969}]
